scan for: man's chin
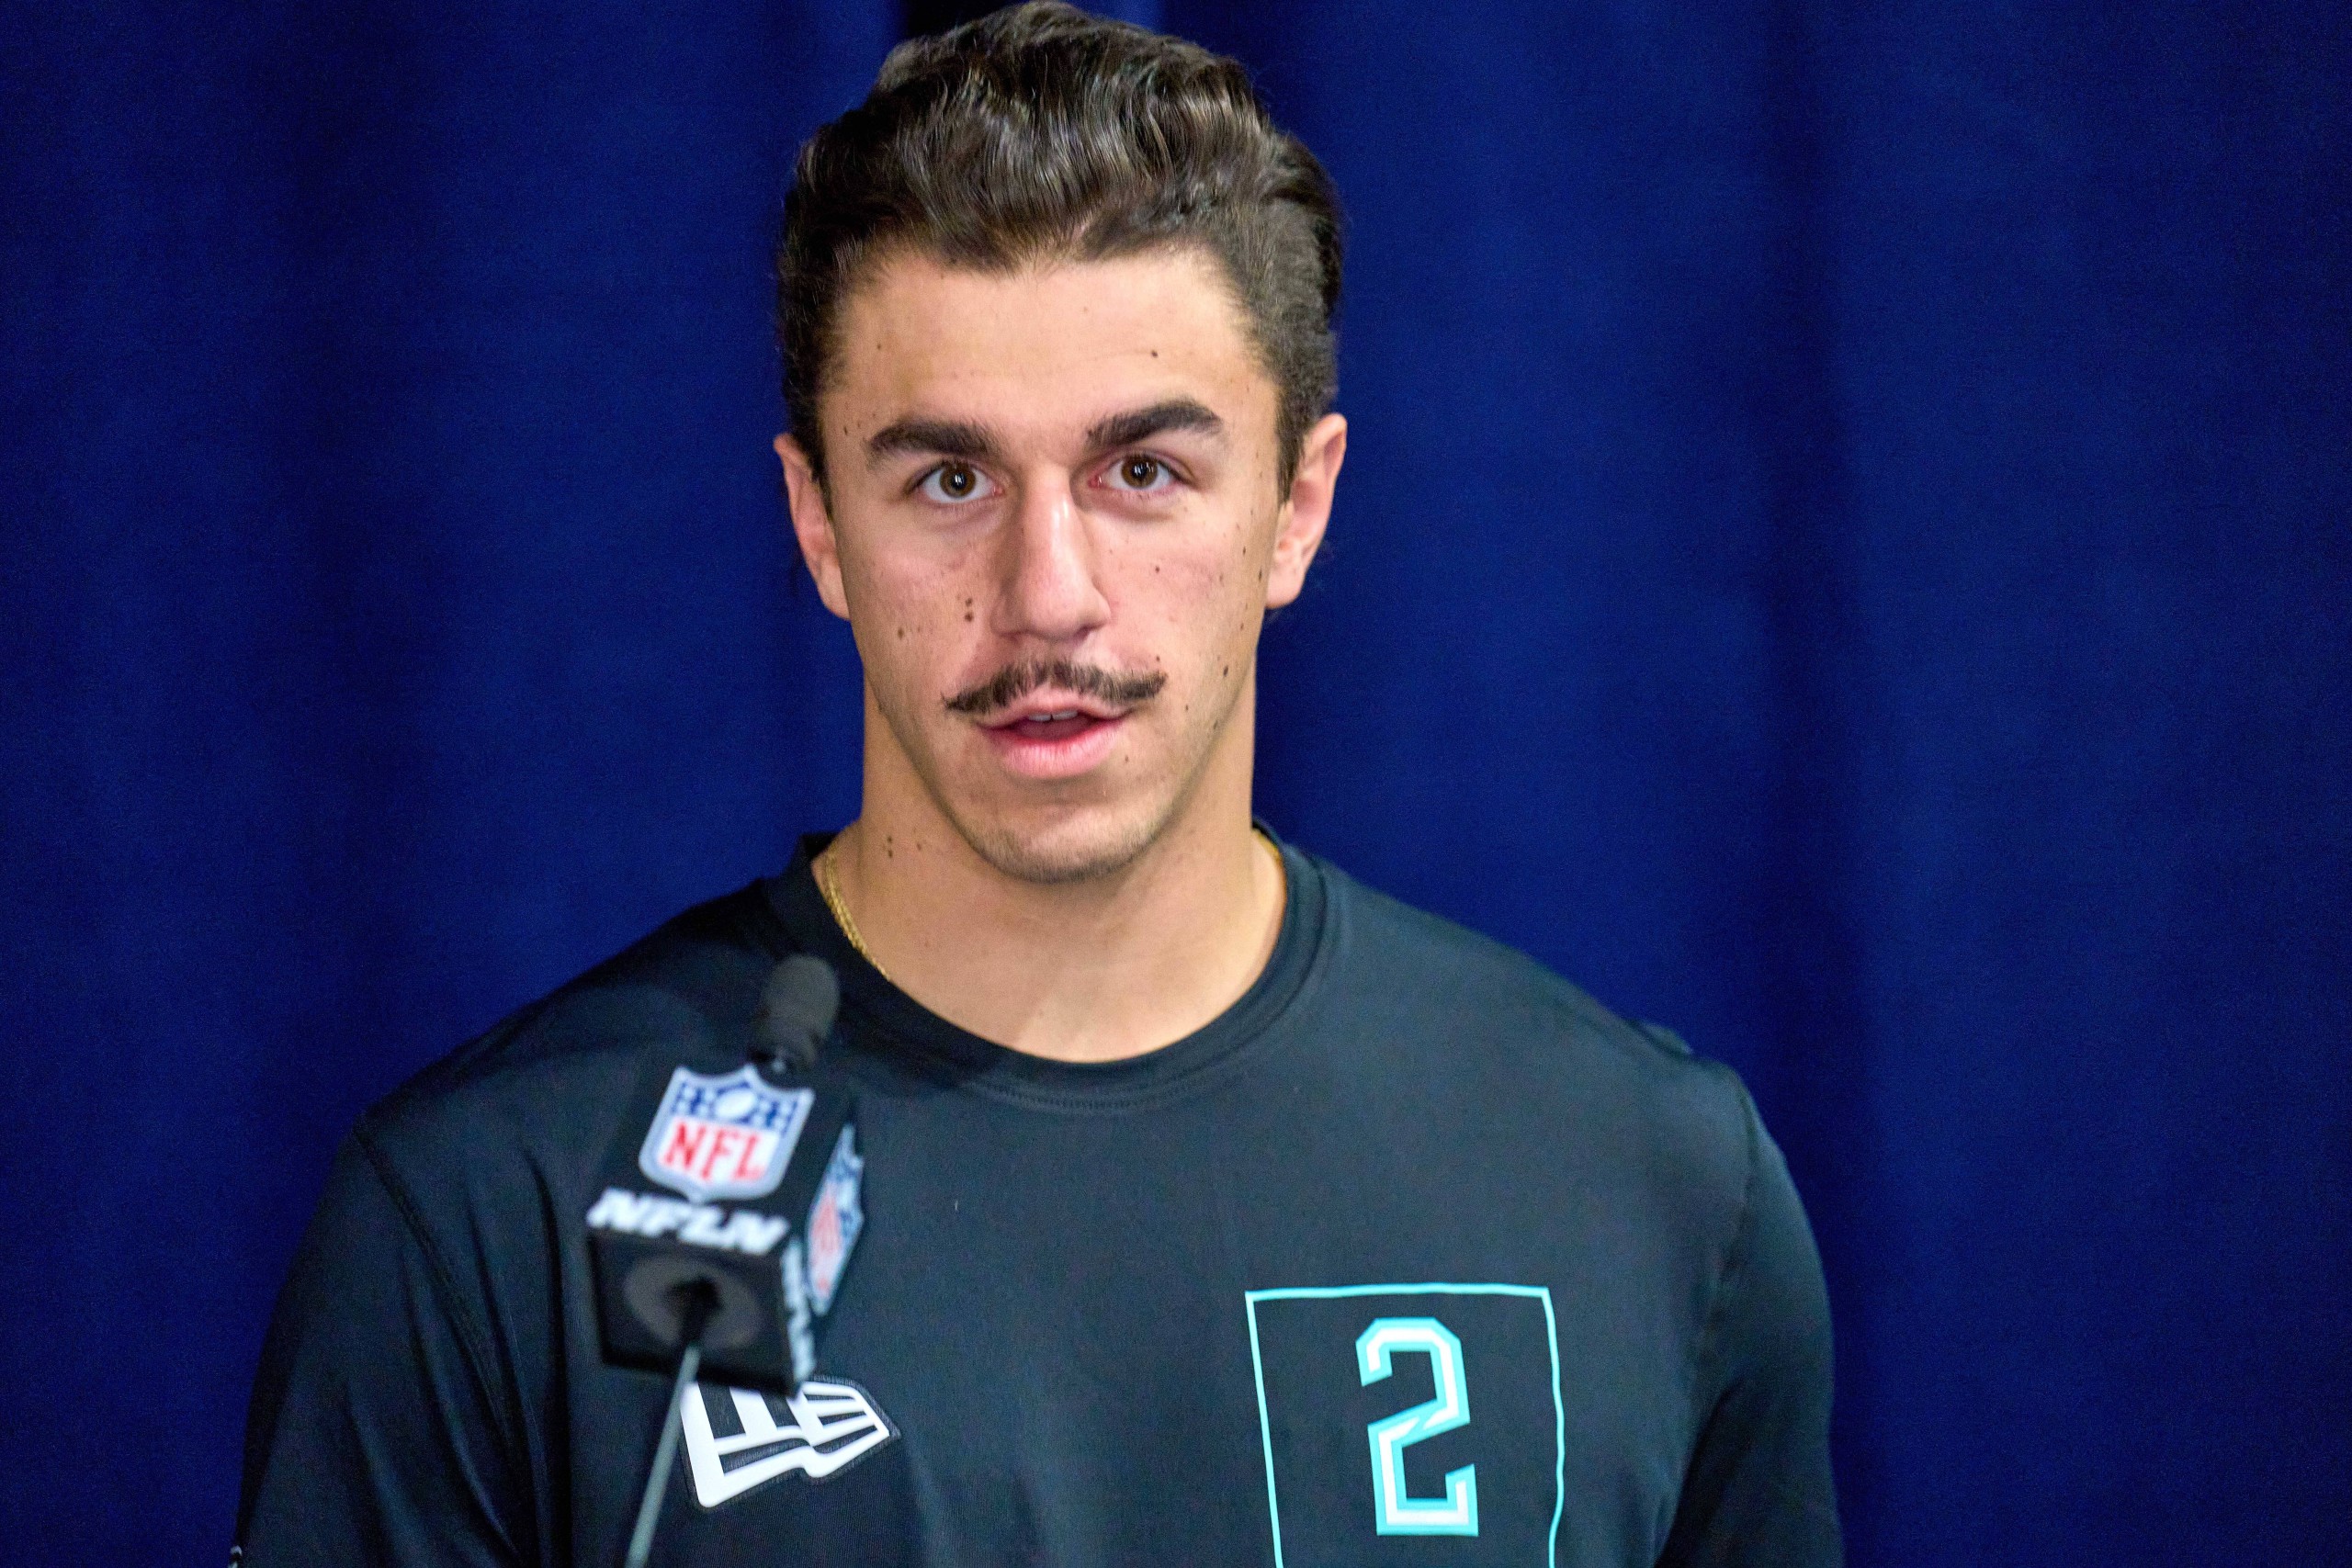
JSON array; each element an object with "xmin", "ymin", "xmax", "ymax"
[{"xmin": 953, "ymin": 805, "xmax": 1165, "ymax": 887}]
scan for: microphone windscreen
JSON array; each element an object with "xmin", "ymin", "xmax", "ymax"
[{"xmin": 758, "ymin": 953, "xmax": 840, "ymax": 1072}]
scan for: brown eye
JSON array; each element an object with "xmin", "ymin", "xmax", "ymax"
[
  {"xmin": 1120, "ymin": 457, "xmax": 1163, "ymax": 489},
  {"xmin": 920, "ymin": 462, "xmax": 990, "ymax": 504}
]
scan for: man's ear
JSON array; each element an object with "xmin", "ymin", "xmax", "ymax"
[
  {"xmin": 775, "ymin": 433, "xmax": 852, "ymax": 621},
  {"xmin": 1266, "ymin": 412, "xmax": 1346, "ymax": 610}
]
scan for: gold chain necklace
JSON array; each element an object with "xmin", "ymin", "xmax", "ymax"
[
  {"xmin": 813, "ymin": 830, "xmax": 1285, "ymax": 988},
  {"xmin": 815, "ymin": 842, "xmax": 889, "ymax": 982}
]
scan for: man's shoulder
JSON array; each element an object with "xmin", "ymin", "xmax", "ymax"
[
  {"xmin": 356, "ymin": 881, "xmax": 786, "ymax": 1183},
  {"xmin": 1316, "ymin": 852, "xmax": 1713, "ymax": 1064},
  {"xmin": 1308, "ymin": 852, "xmax": 1758, "ymax": 1177}
]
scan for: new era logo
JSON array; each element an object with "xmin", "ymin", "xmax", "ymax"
[{"xmin": 681, "ymin": 1378, "xmax": 899, "ymax": 1506}]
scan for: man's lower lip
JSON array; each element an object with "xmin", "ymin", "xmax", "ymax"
[{"xmin": 978, "ymin": 712, "xmax": 1126, "ymax": 776}]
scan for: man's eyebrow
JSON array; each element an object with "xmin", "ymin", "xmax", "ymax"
[
  {"xmin": 863, "ymin": 400, "xmax": 1222, "ymax": 467},
  {"xmin": 865, "ymin": 418, "xmax": 1001, "ymax": 465},
  {"xmin": 1085, "ymin": 399, "xmax": 1224, "ymax": 451}
]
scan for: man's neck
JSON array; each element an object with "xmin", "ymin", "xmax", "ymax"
[{"xmin": 818, "ymin": 774, "xmax": 1285, "ymax": 1066}]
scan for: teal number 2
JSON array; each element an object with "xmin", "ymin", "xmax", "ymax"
[{"xmin": 1355, "ymin": 1317, "xmax": 1479, "ymax": 1536}]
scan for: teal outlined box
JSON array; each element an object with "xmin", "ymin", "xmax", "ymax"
[{"xmin": 1244, "ymin": 1283, "xmax": 1565, "ymax": 1568}]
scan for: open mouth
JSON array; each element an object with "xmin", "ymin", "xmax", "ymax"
[
  {"xmin": 977, "ymin": 700, "xmax": 1132, "ymax": 779},
  {"xmin": 947, "ymin": 662, "xmax": 1167, "ymax": 781},
  {"xmin": 1006, "ymin": 708, "xmax": 1102, "ymax": 739}
]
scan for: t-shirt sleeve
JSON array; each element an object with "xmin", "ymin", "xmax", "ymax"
[
  {"xmin": 1656, "ymin": 1082, "xmax": 1843, "ymax": 1567},
  {"xmin": 235, "ymin": 1127, "xmax": 532, "ymax": 1566}
]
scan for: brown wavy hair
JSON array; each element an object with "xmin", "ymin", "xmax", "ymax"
[{"xmin": 777, "ymin": 2, "xmax": 1342, "ymax": 492}]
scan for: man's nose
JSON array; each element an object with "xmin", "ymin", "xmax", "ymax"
[{"xmin": 991, "ymin": 476, "xmax": 1109, "ymax": 644}]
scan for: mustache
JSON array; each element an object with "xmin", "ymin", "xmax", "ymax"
[{"xmin": 943, "ymin": 659, "xmax": 1169, "ymax": 717}]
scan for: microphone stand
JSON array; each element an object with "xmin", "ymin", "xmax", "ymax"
[
  {"xmin": 623, "ymin": 1281, "xmax": 719, "ymax": 1568},
  {"xmin": 594, "ymin": 954, "xmax": 850, "ymax": 1565}
]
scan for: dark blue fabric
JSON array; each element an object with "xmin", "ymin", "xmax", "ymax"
[{"xmin": 2, "ymin": 2, "xmax": 2343, "ymax": 1562}]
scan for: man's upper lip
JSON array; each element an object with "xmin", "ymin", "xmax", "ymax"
[{"xmin": 978, "ymin": 690, "xmax": 1131, "ymax": 727}]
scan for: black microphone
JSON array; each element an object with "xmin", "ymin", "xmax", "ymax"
[
  {"xmin": 754, "ymin": 953, "xmax": 839, "ymax": 1077},
  {"xmin": 584, "ymin": 954, "xmax": 866, "ymax": 1566}
]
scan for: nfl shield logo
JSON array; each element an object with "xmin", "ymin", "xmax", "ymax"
[
  {"xmin": 804, "ymin": 1125, "xmax": 865, "ymax": 1315},
  {"xmin": 638, "ymin": 1065, "xmax": 814, "ymax": 1203}
]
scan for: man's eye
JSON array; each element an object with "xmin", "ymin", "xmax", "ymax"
[
  {"xmin": 1110, "ymin": 456, "xmax": 1172, "ymax": 492},
  {"xmin": 918, "ymin": 463, "xmax": 992, "ymax": 503}
]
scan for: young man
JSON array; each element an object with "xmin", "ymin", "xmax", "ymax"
[{"xmin": 237, "ymin": 7, "xmax": 1839, "ymax": 1564}]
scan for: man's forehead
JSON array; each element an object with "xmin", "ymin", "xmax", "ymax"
[{"xmin": 829, "ymin": 249, "xmax": 1276, "ymax": 455}]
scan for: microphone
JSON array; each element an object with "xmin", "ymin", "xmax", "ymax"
[
  {"xmin": 754, "ymin": 953, "xmax": 840, "ymax": 1077},
  {"xmin": 583, "ymin": 954, "xmax": 866, "ymax": 1565}
]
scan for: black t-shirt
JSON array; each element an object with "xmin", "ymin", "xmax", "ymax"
[{"xmin": 236, "ymin": 835, "xmax": 1840, "ymax": 1566}]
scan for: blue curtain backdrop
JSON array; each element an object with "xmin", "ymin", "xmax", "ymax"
[{"xmin": 4, "ymin": 1, "xmax": 2345, "ymax": 1562}]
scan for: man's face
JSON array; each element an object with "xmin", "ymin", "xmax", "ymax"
[{"xmin": 779, "ymin": 248, "xmax": 1343, "ymax": 884}]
